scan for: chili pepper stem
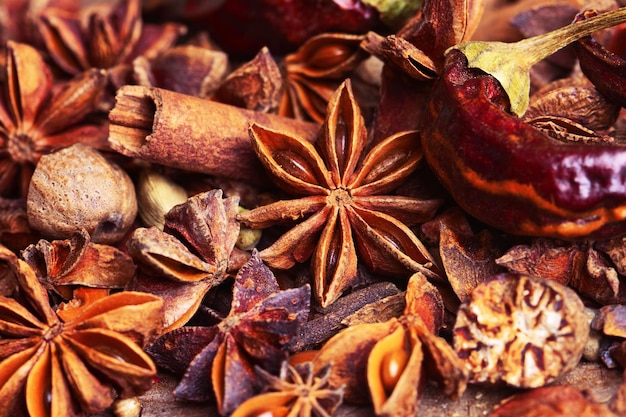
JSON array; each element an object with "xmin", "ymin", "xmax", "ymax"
[{"xmin": 449, "ymin": 6, "xmax": 626, "ymax": 117}]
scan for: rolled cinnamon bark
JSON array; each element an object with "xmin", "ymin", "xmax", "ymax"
[{"xmin": 108, "ymin": 86, "xmax": 319, "ymax": 184}]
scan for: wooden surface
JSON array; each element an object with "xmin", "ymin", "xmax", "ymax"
[{"xmin": 97, "ymin": 361, "xmax": 623, "ymax": 416}]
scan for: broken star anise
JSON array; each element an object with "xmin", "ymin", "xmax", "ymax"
[
  {"xmin": 21, "ymin": 229, "xmax": 136, "ymax": 300},
  {"xmin": 0, "ymin": 244, "xmax": 164, "ymax": 416},
  {"xmin": 238, "ymin": 79, "xmax": 442, "ymax": 308},
  {"xmin": 148, "ymin": 250, "xmax": 311, "ymax": 416},
  {"xmin": 126, "ymin": 189, "xmax": 239, "ymax": 332},
  {"xmin": 0, "ymin": 41, "xmax": 108, "ymax": 198}
]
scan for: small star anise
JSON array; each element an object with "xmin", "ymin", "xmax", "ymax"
[
  {"xmin": 126, "ymin": 189, "xmax": 240, "ymax": 332},
  {"xmin": 230, "ymin": 361, "xmax": 344, "ymax": 417},
  {"xmin": 238, "ymin": 79, "xmax": 442, "ymax": 308},
  {"xmin": 0, "ymin": 41, "xmax": 108, "ymax": 198},
  {"xmin": 0, "ymin": 244, "xmax": 164, "ymax": 416},
  {"xmin": 38, "ymin": 0, "xmax": 185, "ymax": 85},
  {"xmin": 148, "ymin": 250, "xmax": 311, "ymax": 416},
  {"xmin": 279, "ymin": 32, "xmax": 368, "ymax": 122}
]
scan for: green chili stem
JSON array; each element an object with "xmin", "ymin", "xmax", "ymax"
[
  {"xmin": 521, "ymin": 6, "xmax": 626, "ymax": 65},
  {"xmin": 451, "ymin": 6, "xmax": 626, "ymax": 116}
]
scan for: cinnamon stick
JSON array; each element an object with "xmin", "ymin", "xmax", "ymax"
[{"xmin": 108, "ymin": 86, "xmax": 319, "ymax": 184}]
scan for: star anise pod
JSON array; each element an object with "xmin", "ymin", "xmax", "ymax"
[
  {"xmin": 238, "ymin": 79, "xmax": 442, "ymax": 308},
  {"xmin": 21, "ymin": 229, "xmax": 136, "ymax": 299},
  {"xmin": 38, "ymin": 0, "xmax": 185, "ymax": 85},
  {"xmin": 0, "ymin": 0, "xmax": 78, "ymax": 46},
  {"xmin": 0, "ymin": 41, "xmax": 108, "ymax": 198},
  {"xmin": 148, "ymin": 250, "xmax": 311, "ymax": 416},
  {"xmin": 230, "ymin": 361, "xmax": 344, "ymax": 417},
  {"xmin": 278, "ymin": 32, "xmax": 368, "ymax": 123},
  {"xmin": 0, "ymin": 244, "xmax": 164, "ymax": 416},
  {"xmin": 126, "ymin": 189, "xmax": 240, "ymax": 332}
]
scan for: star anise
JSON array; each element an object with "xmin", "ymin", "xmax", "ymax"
[
  {"xmin": 230, "ymin": 361, "xmax": 344, "ymax": 417},
  {"xmin": 0, "ymin": 244, "xmax": 164, "ymax": 416},
  {"xmin": 21, "ymin": 229, "xmax": 136, "ymax": 300},
  {"xmin": 0, "ymin": 0, "xmax": 78, "ymax": 46},
  {"xmin": 148, "ymin": 250, "xmax": 311, "ymax": 416},
  {"xmin": 0, "ymin": 41, "xmax": 108, "ymax": 198},
  {"xmin": 238, "ymin": 79, "xmax": 442, "ymax": 308},
  {"xmin": 38, "ymin": 0, "xmax": 185, "ymax": 86},
  {"xmin": 126, "ymin": 189, "xmax": 240, "ymax": 332},
  {"xmin": 279, "ymin": 32, "xmax": 368, "ymax": 123}
]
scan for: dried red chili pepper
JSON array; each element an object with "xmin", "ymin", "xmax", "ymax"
[{"xmin": 420, "ymin": 48, "xmax": 626, "ymax": 240}]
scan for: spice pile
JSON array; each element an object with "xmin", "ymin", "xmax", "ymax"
[{"xmin": 2, "ymin": 0, "xmax": 626, "ymax": 416}]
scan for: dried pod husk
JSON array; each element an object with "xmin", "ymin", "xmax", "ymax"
[
  {"xmin": 213, "ymin": 46, "xmax": 283, "ymax": 113},
  {"xmin": 403, "ymin": 271, "xmax": 444, "ymax": 333},
  {"xmin": 454, "ymin": 273, "xmax": 589, "ymax": 388},
  {"xmin": 367, "ymin": 321, "xmax": 422, "ymax": 417},
  {"xmin": 574, "ymin": 10, "xmax": 626, "ymax": 108},
  {"xmin": 136, "ymin": 169, "xmax": 188, "ymax": 230},
  {"xmin": 592, "ymin": 304, "xmax": 626, "ymax": 339},
  {"xmin": 313, "ymin": 320, "xmax": 396, "ymax": 404},
  {"xmin": 524, "ymin": 77, "xmax": 620, "ymax": 131}
]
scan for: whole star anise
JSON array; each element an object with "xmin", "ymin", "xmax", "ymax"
[
  {"xmin": 238, "ymin": 79, "xmax": 442, "ymax": 308},
  {"xmin": 38, "ymin": 0, "xmax": 185, "ymax": 85},
  {"xmin": 279, "ymin": 32, "xmax": 368, "ymax": 123},
  {"xmin": 0, "ymin": 41, "xmax": 108, "ymax": 198},
  {"xmin": 0, "ymin": 245, "xmax": 164, "ymax": 416},
  {"xmin": 148, "ymin": 250, "xmax": 311, "ymax": 416}
]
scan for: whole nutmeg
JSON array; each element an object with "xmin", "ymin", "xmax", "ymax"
[
  {"xmin": 27, "ymin": 143, "xmax": 137, "ymax": 244},
  {"xmin": 453, "ymin": 273, "xmax": 589, "ymax": 388}
]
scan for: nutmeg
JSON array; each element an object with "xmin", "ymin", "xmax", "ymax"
[{"xmin": 27, "ymin": 143, "xmax": 137, "ymax": 244}]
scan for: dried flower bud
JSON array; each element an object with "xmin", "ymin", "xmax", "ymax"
[
  {"xmin": 27, "ymin": 143, "xmax": 137, "ymax": 244},
  {"xmin": 454, "ymin": 273, "xmax": 589, "ymax": 388},
  {"xmin": 137, "ymin": 169, "xmax": 188, "ymax": 230}
]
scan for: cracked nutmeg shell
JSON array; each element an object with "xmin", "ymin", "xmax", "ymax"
[
  {"xmin": 27, "ymin": 143, "xmax": 137, "ymax": 244},
  {"xmin": 453, "ymin": 273, "xmax": 589, "ymax": 388}
]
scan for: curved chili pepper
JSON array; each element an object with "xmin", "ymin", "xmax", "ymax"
[
  {"xmin": 574, "ymin": 10, "xmax": 626, "ymax": 108},
  {"xmin": 420, "ymin": 49, "xmax": 626, "ymax": 240}
]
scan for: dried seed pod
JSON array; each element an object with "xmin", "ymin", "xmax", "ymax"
[
  {"xmin": 454, "ymin": 273, "xmax": 589, "ymax": 388},
  {"xmin": 27, "ymin": 143, "xmax": 137, "ymax": 244},
  {"xmin": 524, "ymin": 76, "xmax": 620, "ymax": 131},
  {"xmin": 367, "ymin": 321, "xmax": 422, "ymax": 417}
]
